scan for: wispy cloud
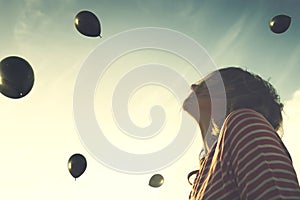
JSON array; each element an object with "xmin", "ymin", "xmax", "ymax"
[
  {"xmin": 210, "ymin": 15, "xmax": 246, "ymax": 63},
  {"xmin": 276, "ymin": 43, "xmax": 300, "ymax": 86},
  {"xmin": 14, "ymin": 0, "xmax": 46, "ymax": 43}
]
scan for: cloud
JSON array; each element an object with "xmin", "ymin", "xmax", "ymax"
[
  {"xmin": 210, "ymin": 15, "xmax": 246, "ymax": 63},
  {"xmin": 13, "ymin": 0, "xmax": 75, "ymax": 47},
  {"xmin": 136, "ymin": 0, "xmax": 201, "ymax": 17},
  {"xmin": 13, "ymin": 0, "xmax": 46, "ymax": 42},
  {"xmin": 282, "ymin": 89, "xmax": 300, "ymax": 179}
]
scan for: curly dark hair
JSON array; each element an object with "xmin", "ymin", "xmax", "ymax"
[{"xmin": 192, "ymin": 67, "xmax": 283, "ymax": 131}]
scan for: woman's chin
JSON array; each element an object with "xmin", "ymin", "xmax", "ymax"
[{"xmin": 183, "ymin": 107, "xmax": 200, "ymax": 123}]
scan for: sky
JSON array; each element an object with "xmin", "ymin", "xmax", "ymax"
[{"xmin": 0, "ymin": 0, "xmax": 300, "ymax": 199}]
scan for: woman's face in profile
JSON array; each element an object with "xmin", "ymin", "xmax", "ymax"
[{"xmin": 183, "ymin": 84, "xmax": 212, "ymax": 135}]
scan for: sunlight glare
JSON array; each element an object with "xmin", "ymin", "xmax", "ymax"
[
  {"xmin": 68, "ymin": 162, "xmax": 72, "ymax": 170},
  {"xmin": 75, "ymin": 18, "xmax": 79, "ymax": 25}
]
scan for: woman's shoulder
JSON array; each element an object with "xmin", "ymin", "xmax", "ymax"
[
  {"xmin": 226, "ymin": 108, "xmax": 265, "ymax": 120},
  {"xmin": 219, "ymin": 108, "xmax": 278, "ymax": 147},
  {"xmin": 222, "ymin": 108, "xmax": 273, "ymax": 130}
]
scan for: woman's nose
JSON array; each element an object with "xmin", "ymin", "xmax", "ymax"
[{"xmin": 191, "ymin": 84, "xmax": 198, "ymax": 91}]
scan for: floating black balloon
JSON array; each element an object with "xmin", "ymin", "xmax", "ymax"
[
  {"xmin": 149, "ymin": 174, "xmax": 164, "ymax": 188},
  {"xmin": 269, "ymin": 14, "xmax": 291, "ymax": 34},
  {"xmin": 68, "ymin": 153, "xmax": 87, "ymax": 180},
  {"xmin": 74, "ymin": 10, "xmax": 101, "ymax": 37},
  {"xmin": 0, "ymin": 56, "xmax": 34, "ymax": 99}
]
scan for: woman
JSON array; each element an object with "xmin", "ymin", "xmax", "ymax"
[{"xmin": 183, "ymin": 67, "xmax": 300, "ymax": 199}]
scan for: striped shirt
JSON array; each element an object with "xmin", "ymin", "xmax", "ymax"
[{"xmin": 189, "ymin": 109, "xmax": 300, "ymax": 199}]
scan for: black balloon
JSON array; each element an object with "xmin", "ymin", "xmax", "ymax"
[
  {"xmin": 269, "ymin": 14, "xmax": 291, "ymax": 34},
  {"xmin": 68, "ymin": 153, "xmax": 87, "ymax": 179},
  {"xmin": 0, "ymin": 56, "xmax": 34, "ymax": 99},
  {"xmin": 74, "ymin": 10, "xmax": 101, "ymax": 37},
  {"xmin": 149, "ymin": 174, "xmax": 164, "ymax": 188}
]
